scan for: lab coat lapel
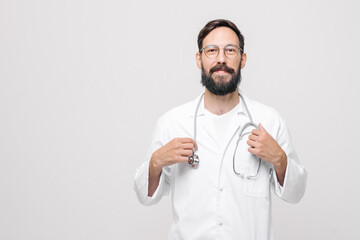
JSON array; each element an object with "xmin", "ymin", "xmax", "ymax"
[
  {"xmin": 191, "ymin": 93, "xmax": 222, "ymax": 152},
  {"xmin": 190, "ymin": 91, "xmax": 248, "ymax": 152},
  {"xmin": 225, "ymin": 104, "xmax": 247, "ymax": 149}
]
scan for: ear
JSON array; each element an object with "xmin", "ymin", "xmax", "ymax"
[
  {"xmin": 240, "ymin": 52, "xmax": 247, "ymax": 69},
  {"xmin": 195, "ymin": 52, "xmax": 202, "ymax": 69}
]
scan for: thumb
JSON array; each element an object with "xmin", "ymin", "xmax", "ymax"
[{"xmin": 258, "ymin": 123, "xmax": 267, "ymax": 132}]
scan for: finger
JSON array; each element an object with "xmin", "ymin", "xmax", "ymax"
[
  {"xmin": 182, "ymin": 143, "xmax": 197, "ymax": 151},
  {"xmin": 251, "ymin": 129, "xmax": 261, "ymax": 136},
  {"xmin": 179, "ymin": 156, "xmax": 190, "ymax": 162},
  {"xmin": 180, "ymin": 138, "xmax": 198, "ymax": 150},
  {"xmin": 179, "ymin": 137, "xmax": 194, "ymax": 143},
  {"xmin": 179, "ymin": 138, "xmax": 196, "ymax": 145},
  {"xmin": 248, "ymin": 134, "xmax": 258, "ymax": 141},
  {"xmin": 248, "ymin": 147, "xmax": 257, "ymax": 155},
  {"xmin": 247, "ymin": 139, "xmax": 259, "ymax": 148},
  {"xmin": 180, "ymin": 149, "xmax": 193, "ymax": 157}
]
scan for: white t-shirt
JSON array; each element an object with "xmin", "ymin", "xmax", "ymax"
[{"xmin": 204, "ymin": 104, "xmax": 239, "ymax": 149}]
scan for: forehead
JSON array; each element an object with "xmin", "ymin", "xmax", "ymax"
[{"xmin": 202, "ymin": 27, "xmax": 239, "ymax": 47}]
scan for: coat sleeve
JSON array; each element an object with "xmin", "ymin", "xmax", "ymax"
[
  {"xmin": 271, "ymin": 115, "xmax": 307, "ymax": 203},
  {"xmin": 133, "ymin": 116, "xmax": 171, "ymax": 206}
]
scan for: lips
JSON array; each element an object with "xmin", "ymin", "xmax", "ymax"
[
  {"xmin": 210, "ymin": 64, "xmax": 235, "ymax": 75},
  {"xmin": 214, "ymin": 70, "xmax": 228, "ymax": 74}
]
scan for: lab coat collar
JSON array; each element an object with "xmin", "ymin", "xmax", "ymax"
[{"xmin": 189, "ymin": 89, "xmax": 247, "ymax": 117}]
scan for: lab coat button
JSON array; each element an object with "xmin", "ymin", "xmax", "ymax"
[
  {"xmin": 219, "ymin": 222, "xmax": 223, "ymax": 226},
  {"xmin": 219, "ymin": 188, "xmax": 223, "ymax": 192}
]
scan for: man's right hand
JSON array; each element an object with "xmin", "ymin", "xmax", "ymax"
[{"xmin": 148, "ymin": 138, "xmax": 197, "ymax": 197}]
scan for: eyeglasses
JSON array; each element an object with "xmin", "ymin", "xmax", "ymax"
[{"xmin": 200, "ymin": 44, "xmax": 242, "ymax": 59}]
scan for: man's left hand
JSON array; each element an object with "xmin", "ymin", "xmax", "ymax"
[{"xmin": 247, "ymin": 123, "xmax": 287, "ymax": 185}]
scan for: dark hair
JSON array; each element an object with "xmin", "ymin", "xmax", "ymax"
[{"xmin": 197, "ymin": 19, "xmax": 244, "ymax": 53}]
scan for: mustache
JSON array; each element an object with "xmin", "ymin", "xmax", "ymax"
[{"xmin": 209, "ymin": 64, "xmax": 235, "ymax": 75}]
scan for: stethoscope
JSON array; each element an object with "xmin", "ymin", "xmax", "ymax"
[{"xmin": 188, "ymin": 92, "xmax": 262, "ymax": 179}]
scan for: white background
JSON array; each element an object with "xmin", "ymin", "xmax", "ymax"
[{"xmin": 1, "ymin": 0, "xmax": 359, "ymax": 239}]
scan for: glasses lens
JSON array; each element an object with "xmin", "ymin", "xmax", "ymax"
[
  {"xmin": 204, "ymin": 46, "xmax": 219, "ymax": 58},
  {"xmin": 224, "ymin": 46, "xmax": 239, "ymax": 59},
  {"xmin": 234, "ymin": 125, "xmax": 260, "ymax": 175}
]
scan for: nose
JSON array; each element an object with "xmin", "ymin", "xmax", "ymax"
[{"xmin": 216, "ymin": 49, "xmax": 226, "ymax": 64}]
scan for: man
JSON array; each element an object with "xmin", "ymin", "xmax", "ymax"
[{"xmin": 134, "ymin": 19, "xmax": 307, "ymax": 240}]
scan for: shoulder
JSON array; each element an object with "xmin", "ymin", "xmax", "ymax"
[
  {"xmin": 158, "ymin": 94, "xmax": 202, "ymax": 122},
  {"xmin": 245, "ymin": 95, "xmax": 281, "ymax": 119},
  {"xmin": 241, "ymin": 91, "xmax": 280, "ymax": 116},
  {"xmin": 241, "ymin": 91, "xmax": 284, "ymax": 136},
  {"xmin": 153, "ymin": 94, "xmax": 201, "ymax": 140}
]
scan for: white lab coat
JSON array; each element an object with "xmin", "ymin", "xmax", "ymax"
[{"xmin": 134, "ymin": 91, "xmax": 307, "ymax": 240}]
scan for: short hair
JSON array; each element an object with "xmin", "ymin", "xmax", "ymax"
[{"xmin": 197, "ymin": 19, "xmax": 244, "ymax": 53}]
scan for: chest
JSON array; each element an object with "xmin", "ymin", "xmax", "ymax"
[{"xmin": 166, "ymin": 113, "xmax": 275, "ymax": 199}]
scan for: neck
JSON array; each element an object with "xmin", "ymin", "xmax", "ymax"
[{"xmin": 204, "ymin": 88, "xmax": 239, "ymax": 115}]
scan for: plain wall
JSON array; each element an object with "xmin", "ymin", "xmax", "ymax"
[{"xmin": 1, "ymin": 0, "xmax": 359, "ymax": 239}]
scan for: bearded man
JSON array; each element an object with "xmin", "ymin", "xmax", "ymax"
[{"xmin": 134, "ymin": 19, "xmax": 307, "ymax": 240}]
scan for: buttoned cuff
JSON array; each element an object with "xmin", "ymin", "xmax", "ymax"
[
  {"xmin": 134, "ymin": 161, "xmax": 166, "ymax": 206},
  {"xmin": 272, "ymin": 160, "xmax": 288, "ymax": 196},
  {"xmin": 272, "ymin": 157, "xmax": 307, "ymax": 203}
]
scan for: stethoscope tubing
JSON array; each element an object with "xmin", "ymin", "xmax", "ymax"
[{"xmin": 189, "ymin": 91, "xmax": 262, "ymax": 178}]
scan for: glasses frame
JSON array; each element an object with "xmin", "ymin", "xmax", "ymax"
[{"xmin": 200, "ymin": 44, "xmax": 243, "ymax": 59}]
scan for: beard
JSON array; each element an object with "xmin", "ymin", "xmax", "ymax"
[{"xmin": 201, "ymin": 63, "xmax": 241, "ymax": 96}]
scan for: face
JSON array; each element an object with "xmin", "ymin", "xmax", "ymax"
[{"xmin": 196, "ymin": 27, "xmax": 247, "ymax": 95}]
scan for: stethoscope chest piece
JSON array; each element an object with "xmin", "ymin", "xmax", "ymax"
[{"xmin": 188, "ymin": 154, "xmax": 199, "ymax": 168}]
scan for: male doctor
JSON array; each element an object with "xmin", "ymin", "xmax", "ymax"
[{"xmin": 134, "ymin": 19, "xmax": 307, "ymax": 240}]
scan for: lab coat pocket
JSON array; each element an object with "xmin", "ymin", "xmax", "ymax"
[
  {"xmin": 242, "ymin": 165, "xmax": 270, "ymax": 198},
  {"xmin": 233, "ymin": 144, "xmax": 270, "ymax": 198}
]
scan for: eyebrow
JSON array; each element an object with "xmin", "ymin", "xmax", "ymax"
[{"xmin": 204, "ymin": 44, "xmax": 240, "ymax": 48}]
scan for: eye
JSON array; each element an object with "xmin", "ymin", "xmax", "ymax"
[
  {"xmin": 205, "ymin": 47, "xmax": 218, "ymax": 56},
  {"xmin": 225, "ymin": 47, "xmax": 238, "ymax": 55}
]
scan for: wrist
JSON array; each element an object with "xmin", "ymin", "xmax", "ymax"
[
  {"xmin": 274, "ymin": 150, "xmax": 287, "ymax": 170},
  {"xmin": 149, "ymin": 153, "xmax": 162, "ymax": 178}
]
